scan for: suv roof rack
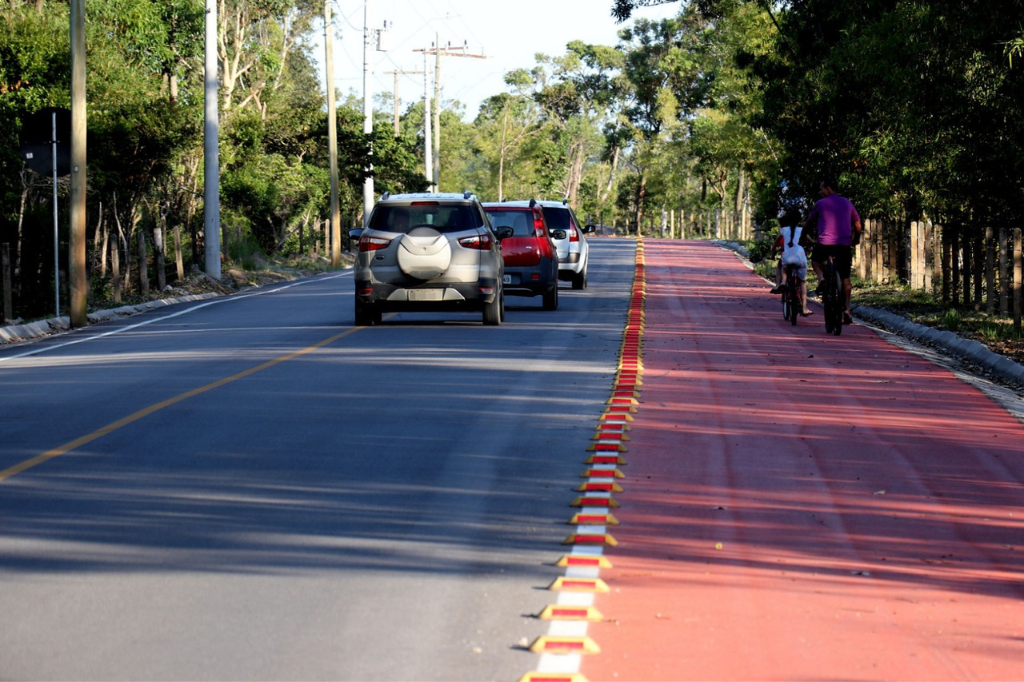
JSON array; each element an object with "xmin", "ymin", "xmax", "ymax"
[{"xmin": 463, "ymin": 190, "xmax": 474, "ymax": 200}]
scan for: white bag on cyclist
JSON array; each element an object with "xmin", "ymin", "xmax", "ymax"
[{"xmin": 780, "ymin": 226, "xmax": 807, "ymax": 268}]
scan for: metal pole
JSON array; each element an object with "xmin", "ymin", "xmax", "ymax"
[
  {"xmin": 392, "ymin": 71, "xmax": 399, "ymax": 136},
  {"xmin": 51, "ymin": 111, "xmax": 59, "ymax": 318},
  {"xmin": 423, "ymin": 51, "xmax": 432, "ymax": 190},
  {"xmin": 325, "ymin": 0, "xmax": 341, "ymax": 264},
  {"xmin": 204, "ymin": 0, "xmax": 221, "ymax": 280},
  {"xmin": 433, "ymin": 33, "xmax": 441, "ymax": 191},
  {"xmin": 362, "ymin": 0, "xmax": 374, "ymax": 226},
  {"xmin": 69, "ymin": 0, "xmax": 87, "ymax": 327}
]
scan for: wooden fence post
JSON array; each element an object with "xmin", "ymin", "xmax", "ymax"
[
  {"xmin": 986, "ymin": 227, "xmax": 995, "ymax": 313},
  {"xmin": 973, "ymin": 229, "xmax": 983, "ymax": 310},
  {"xmin": 1014, "ymin": 227, "xmax": 1022, "ymax": 333},
  {"xmin": 942, "ymin": 225, "xmax": 951, "ymax": 304},
  {"xmin": 913, "ymin": 220, "xmax": 921, "ymax": 286},
  {"xmin": 958, "ymin": 225, "xmax": 966, "ymax": 305},
  {"xmin": 857, "ymin": 219, "xmax": 867, "ymax": 280},
  {"xmin": 999, "ymin": 228, "xmax": 1009, "ymax": 315},
  {"xmin": 2, "ymin": 243, "xmax": 12, "ymax": 323},
  {"xmin": 925, "ymin": 221, "xmax": 935, "ymax": 294}
]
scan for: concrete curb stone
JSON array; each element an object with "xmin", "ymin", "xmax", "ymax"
[
  {"xmin": 852, "ymin": 305, "xmax": 1024, "ymax": 389},
  {"xmin": 0, "ymin": 293, "xmax": 220, "ymax": 345}
]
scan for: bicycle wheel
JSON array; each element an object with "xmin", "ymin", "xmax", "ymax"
[
  {"xmin": 788, "ymin": 282, "xmax": 799, "ymax": 325},
  {"xmin": 782, "ymin": 288, "xmax": 792, "ymax": 321},
  {"xmin": 830, "ymin": 270, "xmax": 844, "ymax": 335}
]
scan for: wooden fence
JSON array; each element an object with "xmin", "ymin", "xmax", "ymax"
[{"xmin": 856, "ymin": 219, "xmax": 1022, "ymax": 330}]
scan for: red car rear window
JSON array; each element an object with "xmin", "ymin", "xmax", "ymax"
[{"xmin": 484, "ymin": 209, "xmax": 535, "ymax": 238}]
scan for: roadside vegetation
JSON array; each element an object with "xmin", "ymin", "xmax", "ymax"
[{"xmin": 1, "ymin": 0, "xmax": 1022, "ymax": 355}]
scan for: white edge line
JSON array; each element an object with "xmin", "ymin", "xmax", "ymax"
[{"xmin": 0, "ymin": 272, "xmax": 353, "ymax": 364}]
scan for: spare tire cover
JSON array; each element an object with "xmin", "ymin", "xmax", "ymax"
[{"xmin": 396, "ymin": 227, "xmax": 452, "ymax": 280}]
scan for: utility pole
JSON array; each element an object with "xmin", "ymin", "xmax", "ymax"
[
  {"xmin": 204, "ymin": 0, "xmax": 221, "ymax": 280},
  {"xmin": 383, "ymin": 69, "xmax": 424, "ymax": 137},
  {"xmin": 422, "ymin": 52, "xmax": 432, "ymax": 190},
  {"xmin": 69, "ymin": 0, "xmax": 86, "ymax": 326},
  {"xmin": 324, "ymin": 0, "xmax": 341, "ymax": 264},
  {"xmin": 415, "ymin": 39, "xmax": 485, "ymax": 191},
  {"xmin": 362, "ymin": 0, "xmax": 374, "ymax": 227}
]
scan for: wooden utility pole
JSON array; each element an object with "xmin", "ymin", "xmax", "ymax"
[
  {"xmin": 383, "ymin": 69, "xmax": 424, "ymax": 137},
  {"xmin": 324, "ymin": 0, "xmax": 341, "ymax": 264},
  {"xmin": 414, "ymin": 39, "xmax": 485, "ymax": 191}
]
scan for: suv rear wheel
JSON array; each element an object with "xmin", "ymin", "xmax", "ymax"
[
  {"xmin": 483, "ymin": 287, "xmax": 504, "ymax": 325},
  {"xmin": 355, "ymin": 299, "xmax": 382, "ymax": 326}
]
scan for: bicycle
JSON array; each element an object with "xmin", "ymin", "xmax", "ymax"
[
  {"xmin": 820, "ymin": 254, "xmax": 844, "ymax": 336},
  {"xmin": 781, "ymin": 262, "xmax": 802, "ymax": 326}
]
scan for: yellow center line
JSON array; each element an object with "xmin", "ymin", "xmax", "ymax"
[{"xmin": 0, "ymin": 326, "xmax": 363, "ymax": 483}]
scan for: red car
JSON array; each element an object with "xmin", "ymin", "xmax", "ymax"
[{"xmin": 482, "ymin": 200, "xmax": 564, "ymax": 310}]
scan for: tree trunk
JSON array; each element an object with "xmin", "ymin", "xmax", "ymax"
[
  {"xmin": 174, "ymin": 225, "xmax": 184, "ymax": 281},
  {"xmin": 137, "ymin": 230, "xmax": 149, "ymax": 296},
  {"xmin": 154, "ymin": 217, "xmax": 166, "ymax": 291},
  {"xmin": 634, "ymin": 173, "xmax": 647, "ymax": 236},
  {"xmin": 111, "ymin": 236, "xmax": 121, "ymax": 304}
]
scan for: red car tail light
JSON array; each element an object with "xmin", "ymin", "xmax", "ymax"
[
  {"xmin": 458, "ymin": 233, "xmax": 493, "ymax": 250},
  {"xmin": 359, "ymin": 235, "xmax": 392, "ymax": 252},
  {"xmin": 569, "ymin": 223, "xmax": 580, "ymax": 242},
  {"xmin": 533, "ymin": 209, "xmax": 546, "ymax": 237}
]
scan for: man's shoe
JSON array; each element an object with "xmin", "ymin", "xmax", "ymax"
[
  {"xmin": 769, "ymin": 285, "xmax": 783, "ymax": 294},
  {"xmin": 843, "ymin": 311, "xmax": 854, "ymax": 324}
]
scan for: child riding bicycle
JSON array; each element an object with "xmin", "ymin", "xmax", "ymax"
[{"xmin": 769, "ymin": 212, "xmax": 813, "ymax": 316}]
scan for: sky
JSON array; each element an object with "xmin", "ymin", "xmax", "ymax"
[{"xmin": 313, "ymin": 0, "xmax": 681, "ymax": 121}]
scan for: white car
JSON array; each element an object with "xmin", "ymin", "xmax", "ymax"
[{"xmin": 517, "ymin": 200, "xmax": 589, "ymax": 289}]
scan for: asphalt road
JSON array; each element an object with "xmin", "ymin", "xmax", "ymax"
[{"xmin": 0, "ymin": 240, "xmax": 635, "ymax": 681}]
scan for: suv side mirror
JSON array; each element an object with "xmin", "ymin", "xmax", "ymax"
[
  {"xmin": 349, "ymin": 228, "xmax": 364, "ymax": 241},
  {"xmin": 550, "ymin": 229, "xmax": 567, "ymax": 241},
  {"xmin": 495, "ymin": 226, "xmax": 514, "ymax": 240}
]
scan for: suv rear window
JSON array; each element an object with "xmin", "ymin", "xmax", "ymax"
[
  {"xmin": 541, "ymin": 206, "xmax": 573, "ymax": 231},
  {"xmin": 484, "ymin": 209, "xmax": 535, "ymax": 237},
  {"xmin": 371, "ymin": 204, "xmax": 481, "ymax": 234}
]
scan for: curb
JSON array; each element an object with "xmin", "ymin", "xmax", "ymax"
[
  {"xmin": 851, "ymin": 305, "xmax": 1024, "ymax": 388},
  {"xmin": 0, "ymin": 293, "xmax": 221, "ymax": 345}
]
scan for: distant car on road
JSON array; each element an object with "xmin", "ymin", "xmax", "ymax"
[
  {"xmin": 496, "ymin": 199, "xmax": 589, "ymax": 289},
  {"xmin": 585, "ymin": 224, "xmax": 619, "ymax": 237},
  {"xmin": 482, "ymin": 200, "xmax": 563, "ymax": 310},
  {"xmin": 349, "ymin": 192, "xmax": 505, "ymax": 326}
]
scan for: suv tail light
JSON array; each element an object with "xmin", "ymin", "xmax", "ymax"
[
  {"xmin": 359, "ymin": 235, "xmax": 392, "ymax": 252},
  {"xmin": 458, "ymin": 233, "xmax": 494, "ymax": 250},
  {"xmin": 569, "ymin": 224, "xmax": 580, "ymax": 242}
]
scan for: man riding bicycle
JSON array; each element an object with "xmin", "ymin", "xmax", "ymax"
[
  {"xmin": 806, "ymin": 178, "xmax": 863, "ymax": 325},
  {"xmin": 769, "ymin": 211, "xmax": 813, "ymax": 316}
]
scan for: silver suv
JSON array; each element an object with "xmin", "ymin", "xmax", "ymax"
[{"xmin": 349, "ymin": 192, "xmax": 505, "ymax": 326}]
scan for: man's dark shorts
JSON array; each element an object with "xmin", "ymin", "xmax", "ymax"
[{"xmin": 811, "ymin": 244, "xmax": 853, "ymax": 279}]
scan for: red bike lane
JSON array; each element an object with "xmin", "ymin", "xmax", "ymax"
[{"xmin": 581, "ymin": 240, "xmax": 1024, "ymax": 681}]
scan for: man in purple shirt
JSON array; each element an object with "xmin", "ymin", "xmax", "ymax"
[{"xmin": 807, "ymin": 179, "xmax": 862, "ymax": 324}]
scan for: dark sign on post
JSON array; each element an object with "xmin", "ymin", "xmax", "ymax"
[{"xmin": 20, "ymin": 107, "xmax": 71, "ymax": 177}]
